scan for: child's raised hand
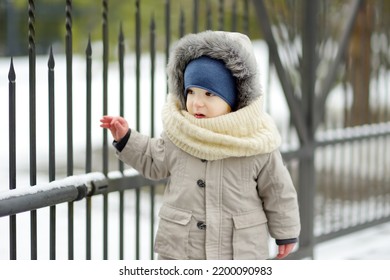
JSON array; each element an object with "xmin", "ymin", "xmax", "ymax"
[{"xmin": 100, "ymin": 116, "xmax": 129, "ymax": 142}]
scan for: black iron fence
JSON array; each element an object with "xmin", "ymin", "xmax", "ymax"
[{"xmin": 1, "ymin": 0, "xmax": 390, "ymax": 260}]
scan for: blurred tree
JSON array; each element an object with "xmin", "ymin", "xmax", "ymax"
[
  {"xmin": 346, "ymin": 0, "xmax": 373, "ymax": 126},
  {"xmin": 261, "ymin": 0, "xmax": 390, "ymax": 127}
]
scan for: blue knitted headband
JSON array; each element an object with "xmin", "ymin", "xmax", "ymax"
[{"xmin": 184, "ymin": 56, "xmax": 237, "ymax": 110}]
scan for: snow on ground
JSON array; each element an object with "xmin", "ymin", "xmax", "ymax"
[{"xmin": 314, "ymin": 221, "xmax": 390, "ymax": 260}]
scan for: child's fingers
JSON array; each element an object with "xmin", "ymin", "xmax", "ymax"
[
  {"xmin": 100, "ymin": 115, "xmax": 112, "ymax": 120},
  {"xmin": 101, "ymin": 116, "xmax": 121, "ymax": 128},
  {"xmin": 100, "ymin": 122, "xmax": 111, "ymax": 128},
  {"xmin": 100, "ymin": 119, "xmax": 112, "ymax": 129},
  {"xmin": 100, "ymin": 116, "xmax": 113, "ymax": 124}
]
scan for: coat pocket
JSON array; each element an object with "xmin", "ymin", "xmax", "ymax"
[
  {"xmin": 232, "ymin": 209, "xmax": 269, "ymax": 260},
  {"xmin": 154, "ymin": 204, "xmax": 192, "ymax": 259}
]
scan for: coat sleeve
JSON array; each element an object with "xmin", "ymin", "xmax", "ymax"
[
  {"xmin": 116, "ymin": 130, "xmax": 170, "ymax": 180},
  {"xmin": 256, "ymin": 150, "xmax": 301, "ymax": 241}
]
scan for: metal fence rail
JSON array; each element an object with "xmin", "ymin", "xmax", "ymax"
[
  {"xmin": 0, "ymin": 172, "xmax": 167, "ymax": 218},
  {"xmin": 1, "ymin": 0, "xmax": 390, "ymax": 260}
]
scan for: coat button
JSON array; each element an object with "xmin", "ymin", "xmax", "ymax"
[
  {"xmin": 197, "ymin": 221, "xmax": 206, "ymax": 230},
  {"xmin": 197, "ymin": 179, "xmax": 206, "ymax": 188}
]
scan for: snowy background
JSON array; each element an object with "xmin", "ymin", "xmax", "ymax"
[{"xmin": 0, "ymin": 41, "xmax": 389, "ymax": 260}]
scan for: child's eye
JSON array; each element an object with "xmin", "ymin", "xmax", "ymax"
[
  {"xmin": 205, "ymin": 91, "xmax": 215, "ymax": 97},
  {"xmin": 186, "ymin": 89, "xmax": 193, "ymax": 95}
]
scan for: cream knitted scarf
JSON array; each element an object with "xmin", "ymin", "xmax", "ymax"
[{"xmin": 162, "ymin": 94, "xmax": 281, "ymax": 161}]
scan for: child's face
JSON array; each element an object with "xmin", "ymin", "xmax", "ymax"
[{"xmin": 186, "ymin": 87, "xmax": 231, "ymax": 118}]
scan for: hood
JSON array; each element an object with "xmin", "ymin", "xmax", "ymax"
[{"xmin": 167, "ymin": 31, "xmax": 262, "ymax": 111}]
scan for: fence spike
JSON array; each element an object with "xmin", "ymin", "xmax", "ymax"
[
  {"xmin": 48, "ymin": 46, "xmax": 55, "ymax": 69},
  {"xmin": 8, "ymin": 58, "xmax": 16, "ymax": 82},
  {"xmin": 86, "ymin": 35, "xmax": 92, "ymax": 57}
]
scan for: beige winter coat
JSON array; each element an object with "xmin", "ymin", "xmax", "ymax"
[
  {"xmin": 116, "ymin": 31, "xmax": 300, "ymax": 259},
  {"xmin": 118, "ymin": 129, "xmax": 299, "ymax": 260}
]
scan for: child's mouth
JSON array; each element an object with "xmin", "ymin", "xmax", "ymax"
[{"xmin": 194, "ymin": 114, "xmax": 206, "ymax": 119}]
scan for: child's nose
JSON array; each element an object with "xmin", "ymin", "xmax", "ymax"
[{"xmin": 193, "ymin": 94, "xmax": 205, "ymax": 107}]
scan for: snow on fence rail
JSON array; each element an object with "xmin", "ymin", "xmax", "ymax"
[{"xmin": 0, "ymin": 172, "xmax": 106, "ymax": 217}]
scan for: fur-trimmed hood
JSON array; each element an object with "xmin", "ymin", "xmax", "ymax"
[{"xmin": 167, "ymin": 31, "xmax": 261, "ymax": 111}]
